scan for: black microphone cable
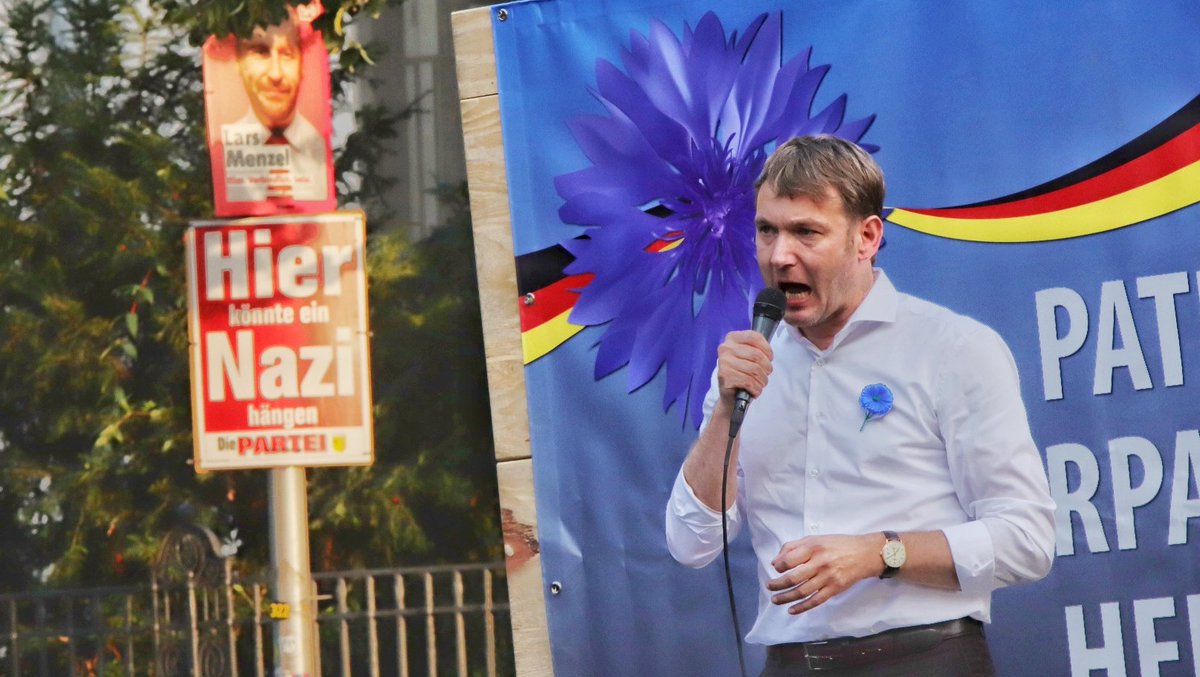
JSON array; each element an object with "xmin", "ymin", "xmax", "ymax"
[
  {"xmin": 720, "ymin": 287, "xmax": 784, "ymax": 677},
  {"xmin": 721, "ymin": 430, "xmax": 747, "ymax": 677}
]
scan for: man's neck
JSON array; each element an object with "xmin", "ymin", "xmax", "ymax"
[{"xmin": 800, "ymin": 268, "xmax": 877, "ymax": 351}]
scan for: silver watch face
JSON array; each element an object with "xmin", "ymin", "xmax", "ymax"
[{"xmin": 882, "ymin": 540, "xmax": 906, "ymax": 568}]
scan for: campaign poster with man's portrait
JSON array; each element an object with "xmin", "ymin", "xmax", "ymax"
[{"xmin": 202, "ymin": 3, "xmax": 336, "ymax": 217}]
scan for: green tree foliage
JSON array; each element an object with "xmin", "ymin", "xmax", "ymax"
[
  {"xmin": 320, "ymin": 183, "xmax": 500, "ymax": 569},
  {"xmin": 0, "ymin": 0, "xmax": 500, "ymax": 590}
]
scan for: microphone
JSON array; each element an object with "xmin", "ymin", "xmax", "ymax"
[{"xmin": 728, "ymin": 287, "xmax": 786, "ymax": 439}]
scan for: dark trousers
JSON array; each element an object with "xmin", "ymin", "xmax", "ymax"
[{"xmin": 760, "ymin": 618, "xmax": 995, "ymax": 677}]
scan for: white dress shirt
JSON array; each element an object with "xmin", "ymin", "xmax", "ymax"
[
  {"xmin": 221, "ymin": 111, "xmax": 330, "ymax": 202},
  {"xmin": 665, "ymin": 270, "xmax": 1055, "ymax": 645}
]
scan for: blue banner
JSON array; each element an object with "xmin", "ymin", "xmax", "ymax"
[{"xmin": 491, "ymin": 1, "xmax": 1200, "ymax": 674}]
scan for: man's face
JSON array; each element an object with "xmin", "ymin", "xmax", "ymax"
[
  {"xmin": 237, "ymin": 22, "xmax": 302, "ymax": 131},
  {"xmin": 754, "ymin": 183, "xmax": 880, "ymax": 347}
]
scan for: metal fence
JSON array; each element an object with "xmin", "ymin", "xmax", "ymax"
[{"xmin": 0, "ymin": 562, "xmax": 513, "ymax": 676}]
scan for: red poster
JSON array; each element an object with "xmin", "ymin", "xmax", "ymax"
[
  {"xmin": 185, "ymin": 212, "xmax": 373, "ymax": 471},
  {"xmin": 202, "ymin": 3, "xmax": 336, "ymax": 217}
]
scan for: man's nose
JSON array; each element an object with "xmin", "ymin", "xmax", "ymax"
[
  {"xmin": 267, "ymin": 51, "xmax": 285, "ymax": 80},
  {"xmin": 769, "ymin": 237, "xmax": 797, "ymax": 268}
]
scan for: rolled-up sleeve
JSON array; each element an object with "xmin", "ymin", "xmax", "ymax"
[
  {"xmin": 666, "ymin": 373, "xmax": 746, "ymax": 568},
  {"xmin": 938, "ymin": 324, "xmax": 1056, "ymax": 594},
  {"xmin": 665, "ymin": 468, "xmax": 743, "ymax": 568}
]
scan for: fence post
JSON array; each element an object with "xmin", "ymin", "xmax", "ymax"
[
  {"xmin": 336, "ymin": 577, "xmax": 351, "ymax": 677},
  {"xmin": 453, "ymin": 571, "xmax": 466, "ymax": 677},
  {"xmin": 253, "ymin": 583, "xmax": 265, "ymax": 677},
  {"xmin": 125, "ymin": 595, "xmax": 135, "ymax": 677},
  {"xmin": 225, "ymin": 558, "xmax": 239, "ymax": 677},
  {"xmin": 91, "ymin": 592, "xmax": 105, "ymax": 675},
  {"xmin": 8, "ymin": 599, "xmax": 19, "ymax": 676},
  {"xmin": 395, "ymin": 574, "xmax": 408, "ymax": 677},
  {"xmin": 151, "ymin": 576, "xmax": 161, "ymax": 675},
  {"xmin": 484, "ymin": 569, "xmax": 496, "ymax": 677},
  {"xmin": 188, "ymin": 572, "xmax": 201, "ymax": 676},
  {"xmin": 367, "ymin": 575, "xmax": 380, "ymax": 677},
  {"xmin": 424, "ymin": 572, "xmax": 436, "ymax": 677}
]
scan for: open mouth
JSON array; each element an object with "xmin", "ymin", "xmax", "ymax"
[{"xmin": 778, "ymin": 282, "xmax": 812, "ymax": 302}]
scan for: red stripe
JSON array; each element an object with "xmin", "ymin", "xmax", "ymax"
[
  {"xmin": 519, "ymin": 273, "xmax": 593, "ymax": 332},
  {"xmin": 645, "ymin": 231, "xmax": 684, "ymax": 253},
  {"xmin": 908, "ymin": 121, "xmax": 1200, "ymax": 219}
]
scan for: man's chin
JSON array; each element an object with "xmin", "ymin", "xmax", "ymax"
[
  {"xmin": 782, "ymin": 312, "xmax": 809, "ymax": 329},
  {"xmin": 258, "ymin": 111, "xmax": 297, "ymax": 130}
]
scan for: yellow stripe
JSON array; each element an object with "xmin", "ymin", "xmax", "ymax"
[
  {"xmin": 888, "ymin": 160, "xmax": 1200, "ymax": 242},
  {"xmin": 658, "ymin": 238, "xmax": 684, "ymax": 252},
  {"xmin": 522, "ymin": 308, "xmax": 586, "ymax": 364}
]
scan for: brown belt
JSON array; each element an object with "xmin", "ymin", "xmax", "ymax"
[{"xmin": 766, "ymin": 617, "xmax": 982, "ymax": 671}]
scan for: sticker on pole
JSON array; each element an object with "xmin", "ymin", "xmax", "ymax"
[{"xmin": 185, "ymin": 212, "xmax": 374, "ymax": 470}]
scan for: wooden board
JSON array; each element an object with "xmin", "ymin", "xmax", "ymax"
[
  {"xmin": 452, "ymin": 6, "xmax": 554, "ymax": 676},
  {"xmin": 451, "ymin": 5, "xmax": 498, "ymax": 100},
  {"xmin": 496, "ymin": 458, "xmax": 552, "ymax": 677}
]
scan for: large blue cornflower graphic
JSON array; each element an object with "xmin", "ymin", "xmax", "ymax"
[{"xmin": 554, "ymin": 11, "xmax": 876, "ymax": 428}]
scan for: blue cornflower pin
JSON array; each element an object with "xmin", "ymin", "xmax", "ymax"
[{"xmin": 859, "ymin": 384, "xmax": 893, "ymax": 431}]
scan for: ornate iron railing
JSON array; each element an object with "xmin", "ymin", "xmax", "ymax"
[{"xmin": 0, "ymin": 526, "xmax": 512, "ymax": 676}]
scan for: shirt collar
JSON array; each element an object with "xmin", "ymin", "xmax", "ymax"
[{"xmin": 786, "ymin": 268, "xmax": 899, "ymax": 352}]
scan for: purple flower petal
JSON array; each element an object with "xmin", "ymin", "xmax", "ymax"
[{"xmin": 554, "ymin": 11, "xmax": 879, "ymax": 429}]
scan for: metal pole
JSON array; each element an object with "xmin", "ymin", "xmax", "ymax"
[{"xmin": 269, "ymin": 466, "xmax": 319, "ymax": 675}]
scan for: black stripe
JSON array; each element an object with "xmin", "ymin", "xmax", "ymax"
[
  {"xmin": 950, "ymin": 93, "xmax": 1200, "ymax": 209},
  {"xmin": 515, "ymin": 239, "xmax": 581, "ymax": 296}
]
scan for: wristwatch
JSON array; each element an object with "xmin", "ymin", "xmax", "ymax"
[{"xmin": 879, "ymin": 531, "xmax": 906, "ymax": 579}]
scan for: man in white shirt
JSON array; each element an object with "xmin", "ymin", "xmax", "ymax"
[
  {"xmin": 222, "ymin": 14, "xmax": 329, "ymax": 203},
  {"xmin": 665, "ymin": 136, "xmax": 1055, "ymax": 675}
]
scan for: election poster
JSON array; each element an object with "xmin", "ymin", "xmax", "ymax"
[
  {"xmin": 201, "ymin": 2, "xmax": 336, "ymax": 218},
  {"xmin": 184, "ymin": 212, "xmax": 373, "ymax": 471},
  {"xmin": 486, "ymin": 1, "xmax": 1200, "ymax": 675}
]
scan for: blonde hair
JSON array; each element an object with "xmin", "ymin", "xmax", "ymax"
[{"xmin": 756, "ymin": 135, "xmax": 885, "ymax": 220}]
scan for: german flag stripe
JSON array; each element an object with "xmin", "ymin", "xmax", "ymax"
[
  {"xmin": 646, "ymin": 231, "xmax": 684, "ymax": 253},
  {"xmin": 516, "ymin": 231, "xmax": 682, "ymax": 363},
  {"xmin": 515, "ymin": 238, "xmax": 591, "ymax": 362},
  {"xmin": 519, "ymin": 273, "xmax": 593, "ymax": 332},
  {"xmin": 519, "ymin": 93, "xmax": 1200, "ymax": 357},
  {"xmin": 523, "ymin": 307, "xmax": 586, "ymax": 364},
  {"xmin": 957, "ymin": 93, "xmax": 1200, "ymax": 208},
  {"xmin": 889, "ymin": 160, "xmax": 1200, "ymax": 242},
  {"xmin": 889, "ymin": 93, "xmax": 1200, "ymax": 241}
]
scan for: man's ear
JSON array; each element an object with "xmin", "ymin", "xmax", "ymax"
[{"xmin": 858, "ymin": 215, "xmax": 884, "ymax": 262}]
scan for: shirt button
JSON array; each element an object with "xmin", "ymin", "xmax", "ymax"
[
  {"xmin": 814, "ymin": 358, "xmax": 825, "ymax": 367},
  {"xmin": 809, "ymin": 523, "xmax": 820, "ymax": 532},
  {"xmin": 809, "ymin": 468, "xmax": 819, "ymax": 478}
]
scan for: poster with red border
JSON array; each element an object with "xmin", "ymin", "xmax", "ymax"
[
  {"xmin": 185, "ymin": 212, "xmax": 373, "ymax": 471},
  {"xmin": 201, "ymin": 3, "xmax": 336, "ymax": 218}
]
